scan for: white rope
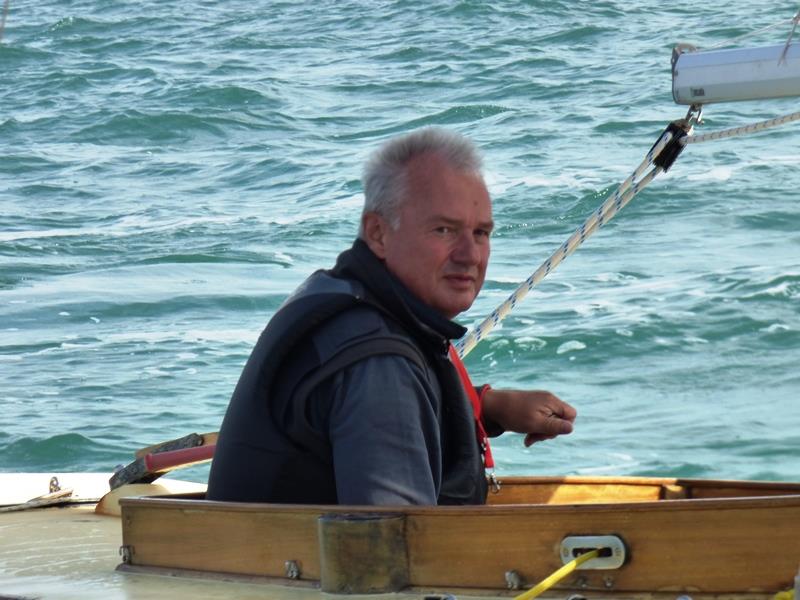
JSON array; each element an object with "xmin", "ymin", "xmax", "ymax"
[
  {"xmin": 682, "ymin": 109, "xmax": 800, "ymax": 144},
  {"xmin": 456, "ymin": 96, "xmax": 799, "ymax": 357},
  {"xmin": 455, "ymin": 132, "xmax": 672, "ymax": 358}
]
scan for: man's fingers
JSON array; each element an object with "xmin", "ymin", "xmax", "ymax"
[
  {"xmin": 554, "ymin": 399, "xmax": 578, "ymax": 423},
  {"xmin": 541, "ymin": 411, "xmax": 574, "ymax": 435},
  {"xmin": 524, "ymin": 433, "xmax": 553, "ymax": 446},
  {"xmin": 524, "ymin": 411, "xmax": 574, "ymax": 446},
  {"xmin": 556, "ymin": 413, "xmax": 575, "ymax": 433}
]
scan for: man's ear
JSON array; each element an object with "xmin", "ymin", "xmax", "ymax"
[{"xmin": 361, "ymin": 212, "xmax": 390, "ymax": 259}]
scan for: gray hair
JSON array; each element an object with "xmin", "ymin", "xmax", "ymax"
[{"xmin": 359, "ymin": 127, "xmax": 483, "ymax": 236}]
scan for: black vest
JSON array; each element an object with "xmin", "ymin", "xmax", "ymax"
[{"xmin": 206, "ymin": 240, "xmax": 488, "ymax": 505}]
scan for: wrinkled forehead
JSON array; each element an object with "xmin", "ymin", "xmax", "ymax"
[
  {"xmin": 395, "ymin": 154, "xmax": 492, "ymax": 229},
  {"xmin": 404, "ymin": 152, "xmax": 489, "ymax": 200}
]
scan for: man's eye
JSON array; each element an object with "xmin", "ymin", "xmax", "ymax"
[{"xmin": 435, "ymin": 226, "xmax": 454, "ymax": 235}]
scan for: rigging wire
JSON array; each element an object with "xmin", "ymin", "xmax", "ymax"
[
  {"xmin": 778, "ymin": 7, "xmax": 800, "ymax": 64},
  {"xmin": 703, "ymin": 14, "xmax": 796, "ymax": 51}
]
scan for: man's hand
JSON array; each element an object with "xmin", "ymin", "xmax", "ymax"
[{"xmin": 481, "ymin": 388, "xmax": 576, "ymax": 447}]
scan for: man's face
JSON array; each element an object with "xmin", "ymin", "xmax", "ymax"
[{"xmin": 364, "ymin": 154, "xmax": 493, "ymax": 319}]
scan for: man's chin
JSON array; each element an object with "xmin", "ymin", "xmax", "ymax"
[{"xmin": 437, "ymin": 293, "xmax": 477, "ymax": 320}]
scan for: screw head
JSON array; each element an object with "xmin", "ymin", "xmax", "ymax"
[{"xmin": 284, "ymin": 560, "xmax": 301, "ymax": 579}]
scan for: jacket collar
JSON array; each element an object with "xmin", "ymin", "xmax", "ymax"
[{"xmin": 331, "ymin": 239, "xmax": 467, "ymax": 348}]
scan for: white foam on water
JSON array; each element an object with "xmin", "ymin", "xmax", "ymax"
[
  {"xmin": 762, "ymin": 323, "xmax": 791, "ymax": 333},
  {"xmin": 556, "ymin": 340, "xmax": 586, "ymax": 354},
  {"xmin": 0, "ymin": 229, "xmax": 92, "ymax": 242},
  {"xmin": 763, "ymin": 281, "xmax": 797, "ymax": 298},
  {"xmin": 105, "ymin": 328, "xmax": 258, "ymax": 346},
  {"xmin": 515, "ymin": 336, "xmax": 547, "ymax": 351},
  {"xmin": 686, "ymin": 165, "xmax": 735, "ymax": 182}
]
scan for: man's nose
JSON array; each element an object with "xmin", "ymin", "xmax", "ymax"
[{"xmin": 451, "ymin": 231, "xmax": 481, "ymax": 265}]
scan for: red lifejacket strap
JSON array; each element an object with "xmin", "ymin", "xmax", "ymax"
[{"xmin": 447, "ymin": 345, "xmax": 495, "ymax": 469}]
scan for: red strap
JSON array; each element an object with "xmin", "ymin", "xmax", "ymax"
[
  {"xmin": 447, "ymin": 345, "xmax": 494, "ymax": 469},
  {"xmin": 143, "ymin": 444, "xmax": 216, "ymax": 473}
]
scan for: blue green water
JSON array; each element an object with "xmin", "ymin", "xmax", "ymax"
[{"xmin": 2, "ymin": 1, "xmax": 799, "ymax": 484}]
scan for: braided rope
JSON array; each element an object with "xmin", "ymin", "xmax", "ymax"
[
  {"xmin": 457, "ymin": 104, "xmax": 799, "ymax": 358},
  {"xmin": 455, "ymin": 132, "xmax": 672, "ymax": 358},
  {"xmin": 683, "ymin": 110, "xmax": 800, "ymax": 144}
]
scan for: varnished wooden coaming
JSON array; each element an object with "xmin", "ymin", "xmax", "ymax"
[{"xmin": 119, "ymin": 476, "xmax": 800, "ymax": 595}]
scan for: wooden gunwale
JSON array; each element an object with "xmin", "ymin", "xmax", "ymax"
[{"xmin": 119, "ymin": 476, "xmax": 800, "ymax": 595}]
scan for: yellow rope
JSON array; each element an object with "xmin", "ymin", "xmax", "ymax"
[
  {"xmin": 511, "ymin": 551, "xmax": 794, "ymax": 600},
  {"xmin": 513, "ymin": 549, "xmax": 601, "ymax": 600}
]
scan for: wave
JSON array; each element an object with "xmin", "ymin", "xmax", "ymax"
[
  {"xmin": 0, "ymin": 433, "xmax": 113, "ymax": 472},
  {"xmin": 73, "ymin": 110, "xmax": 230, "ymax": 144}
]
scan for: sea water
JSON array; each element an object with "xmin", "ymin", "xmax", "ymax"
[{"xmin": 1, "ymin": 1, "xmax": 799, "ymax": 484}]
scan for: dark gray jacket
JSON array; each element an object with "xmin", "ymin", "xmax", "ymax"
[{"xmin": 206, "ymin": 239, "xmax": 488, "ymax": 505}]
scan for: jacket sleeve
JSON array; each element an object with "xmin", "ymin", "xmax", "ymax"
[{"xmin": 326, "ymin": 353, "xmax": 442, "ymax": 505}]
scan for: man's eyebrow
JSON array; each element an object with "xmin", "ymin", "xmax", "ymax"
[{"xmin": 427, "ymin": 215, "xmax": 495, "ymax": 230}]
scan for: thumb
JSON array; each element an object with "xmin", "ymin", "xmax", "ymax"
[{"xmin": 541, "ymin": 412, "xmax": 574, "ymax": 436}]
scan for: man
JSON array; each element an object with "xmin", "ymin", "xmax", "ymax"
[{"xmin": 206, "ymin": 127, "xmax": 576, "ymax": 505}]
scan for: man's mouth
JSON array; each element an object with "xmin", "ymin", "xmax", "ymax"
[{"xmin": 444, "ymin": 273, "xmax": 475, "ymax": 285}]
